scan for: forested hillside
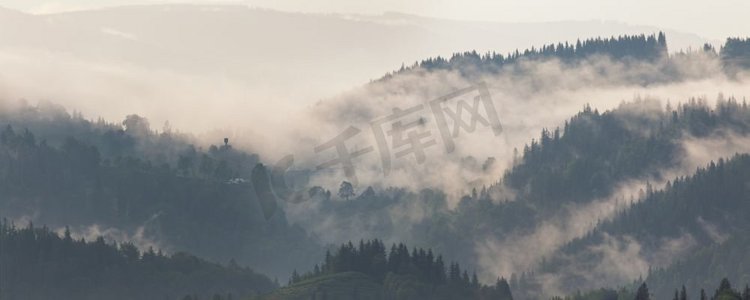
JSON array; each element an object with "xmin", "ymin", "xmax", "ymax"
[
  {"xmin": 6, "ymin": 93, "xmax": 750, "ymax": 300},
  {"xmin": 0, "ymin": 221, "xmax": 277, "ymax": 300},
  {"xmin": 286, "ymin": 96, "xmax": 750, "ymax": 296},
  {"xmin": 382, "ymin": 33, "xmax": 669, "ymax": 79},
  {"xmin": 649, "ymin": 235, "xmax": 750, "ymax": 300},
  {"xmin": 381, "ymin": 33, "xmax": 750, "ymax": 86},
  {"xmin": 0, "ymin": 101, "xmax": 322, "ymax": 280},
  {"xmin": 505, "ymin": 97, "xmax": 750, "ymax": 207},
  {"xmin": 540, "ymin": 151, "xmax": 750, "ymax": 298},
  {"xmin": 2, "ymin": 31, "xmax": 750, "ymax": 300}
]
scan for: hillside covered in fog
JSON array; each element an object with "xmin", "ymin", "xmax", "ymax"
[{"xmin": 3, "ymin": 4, "xmax": 750, "ymax": 299}]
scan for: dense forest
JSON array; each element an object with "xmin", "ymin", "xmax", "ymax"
[
  {"xmin": 5, "ymin": 95, "xmax": 750, "ymax": 300},
  {"xmin": 539, "ymin": 150, "xmax": 750, "ymax": 298},
  {"xmin": 286, "ymin": 96, "xmax": 750, "ymax": 298},
  {"xmin": 721, "ymin": 38, "xmax": 750, "ymax": 74},
  {"xmin": 504, "ymin": 96, "xmax": 750, "ymax": 207},
  {"xmin": 0, "ymin": 102, "xmax": 322, "ymax": 280},
  {"xmin": 0, "ymin": 221, "xmax": 276, "ymax": 300}
]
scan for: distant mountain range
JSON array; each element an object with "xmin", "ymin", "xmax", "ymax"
[{"xmin": 0, "ymin": 5, "xmax": 715, "ymax": 130}]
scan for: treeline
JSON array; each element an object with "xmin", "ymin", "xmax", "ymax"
[
  {"xmin": 287, "ymin": 239, "xmax": 513, "ymax": 300},
  {"xmin": 381, "ymin": 33, "xmax": 668, "ymax": 78},
  {"xmin": 381, "ymin": 33, "xmax": 750, "ymax": 81},
  {"xmin": 0, "ymin": 221, "xmax": 276, "ymax": 300}
]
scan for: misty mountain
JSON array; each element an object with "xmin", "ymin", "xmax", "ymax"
[
  {"xmin": 298, "ymin": 32, "xmax": 750, "ymax": 202},
  {"xmin": 378, "ymin": 32, "xmax": 750, "ymax": 87},
  {"xmin": 381, "ymin": 32, "xmax": 669, "ymax": 81},
  {"xmin": 487, "ymin": 98, "xmax": 750, "ymax": 298},
  {"xmin": 3, "ymin": 18, "xmax": 750, "ymax": 299},
  {"xmin": 543, "ymin": 152, "xmax": 750, "ymax": 299},
  {"xmin": 0, "ymin": 101, "xmax": 322, "ymax": 281},
  {"xmin": 281, "ymin": 95, "xmax": 750, "ymax": 299},
  {"xmin": 0, "ymin": 4, "xmax": 714, "ymax": 134},
  {"xmin": 648, "ymin": 235, "xmax": 750, "ymax": 300},
  {"xmin": 0, "ymin": 5, "xmax": 712, "ymax": 77}
]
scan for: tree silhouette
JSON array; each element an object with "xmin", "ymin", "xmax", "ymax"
[
  {"xmin": 338, "ymin": 181, "xmax": 355, "ymax": 200},
  {"xmin": 636, "ymin": 283, "xmax": 651, "ymax": 300}
]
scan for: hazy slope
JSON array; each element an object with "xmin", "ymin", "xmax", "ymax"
[
  {"xmin": 541, "ymin": 153, "xmax": 750, "ymax": 299},
  {"xmin": 0, "ymin": 101, "xmax": 322, "ymax": 282},
  {"xmin": 0, "ymin": 4, "xmax": 714, "ymax": 136},
  {"xmin": 0, "ymin": 222, "xmax": 278, "ymax": 300}
]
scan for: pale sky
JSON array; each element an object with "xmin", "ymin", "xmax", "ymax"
[{"xmin": 0, "ymin": 0, "xmax": 747, "ymax": 40}]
